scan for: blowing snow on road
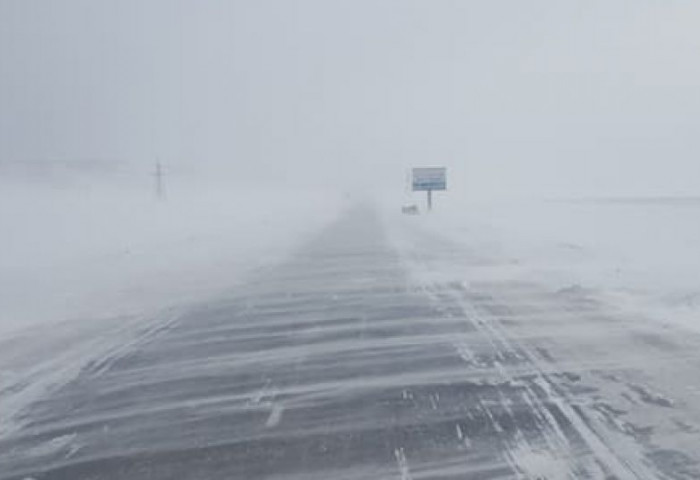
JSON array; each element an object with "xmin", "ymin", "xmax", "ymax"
[
  {"xmin": 5, "ymin": 1, "xmax": 700, "ymax": 478},
  {"xmin": 2, "ymin": 207, "xmax": 700, "ymax": 479}
]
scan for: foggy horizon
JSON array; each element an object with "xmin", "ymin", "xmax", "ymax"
[{"xmin": 3, "ymin": 1, "xmax": 700, "ymax": 198}]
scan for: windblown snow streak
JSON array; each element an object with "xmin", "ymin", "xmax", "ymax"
[{"xmin": 1, "ymin": 207, "xmax": 700, "ymax": 479}]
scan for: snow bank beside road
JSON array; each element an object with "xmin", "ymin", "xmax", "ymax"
[
  {"xmin": 395, "ymin": 197, "xmax": 700, "ymax": 333},
  {"xmin": 0, "ymin": 183, "xmax": 343, "ymax": 338}
]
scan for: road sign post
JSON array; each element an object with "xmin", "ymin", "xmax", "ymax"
[{"xmin": 412, "ymin": 167, "xmax": 446, "ymax": 212}]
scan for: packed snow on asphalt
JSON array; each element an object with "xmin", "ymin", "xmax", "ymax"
[{"xmin": 3, "ymin": 191, "xmax": 700, "ymax": 479}]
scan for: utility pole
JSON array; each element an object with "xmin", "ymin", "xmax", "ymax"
[{"xmin": 153, "ymin": 161, "xmax": 165, "ymax": 200}]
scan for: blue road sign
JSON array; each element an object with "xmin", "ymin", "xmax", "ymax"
[{"xmin": 412, "ymin": 167, "xmax": 446, "ymax": 191}]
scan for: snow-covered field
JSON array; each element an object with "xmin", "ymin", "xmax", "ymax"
[
  {"xmin": 0, "ymin": 183, "xmax": 343, "ymax": 338},
  {"xmin": 0, "ymin": 181, "xmax": 344, "ymax": 437},
  {"xmin": 398, "ymin": 196, "xmax": 700, "ymax": 334}
]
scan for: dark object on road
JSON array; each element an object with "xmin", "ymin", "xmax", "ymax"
[{"xmin": 402, "ymin": 204, "xmax": 419, "ymax": 215}]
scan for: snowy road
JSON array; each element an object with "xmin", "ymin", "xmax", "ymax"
[{"xmin": 3, "ymin": 207, "xmax": 700, "ymax": 479}]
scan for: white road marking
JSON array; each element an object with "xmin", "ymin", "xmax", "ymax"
[
  {"xmin": 393, "ymin": 447, "xmax": 413, "ymax": 480},
  {"xmin": 265, "ymin": 404, "xmax": 284, "ymax": 428}
]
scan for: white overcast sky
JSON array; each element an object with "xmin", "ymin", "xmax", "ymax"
[{"xmin": 1, "ymin": 1, "xmax": 700, "ymax": 197}]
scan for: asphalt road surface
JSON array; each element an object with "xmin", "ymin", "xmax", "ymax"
[{"xmin": 3, "ymin": 207, "xmax": 700, "ymax": 479}]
